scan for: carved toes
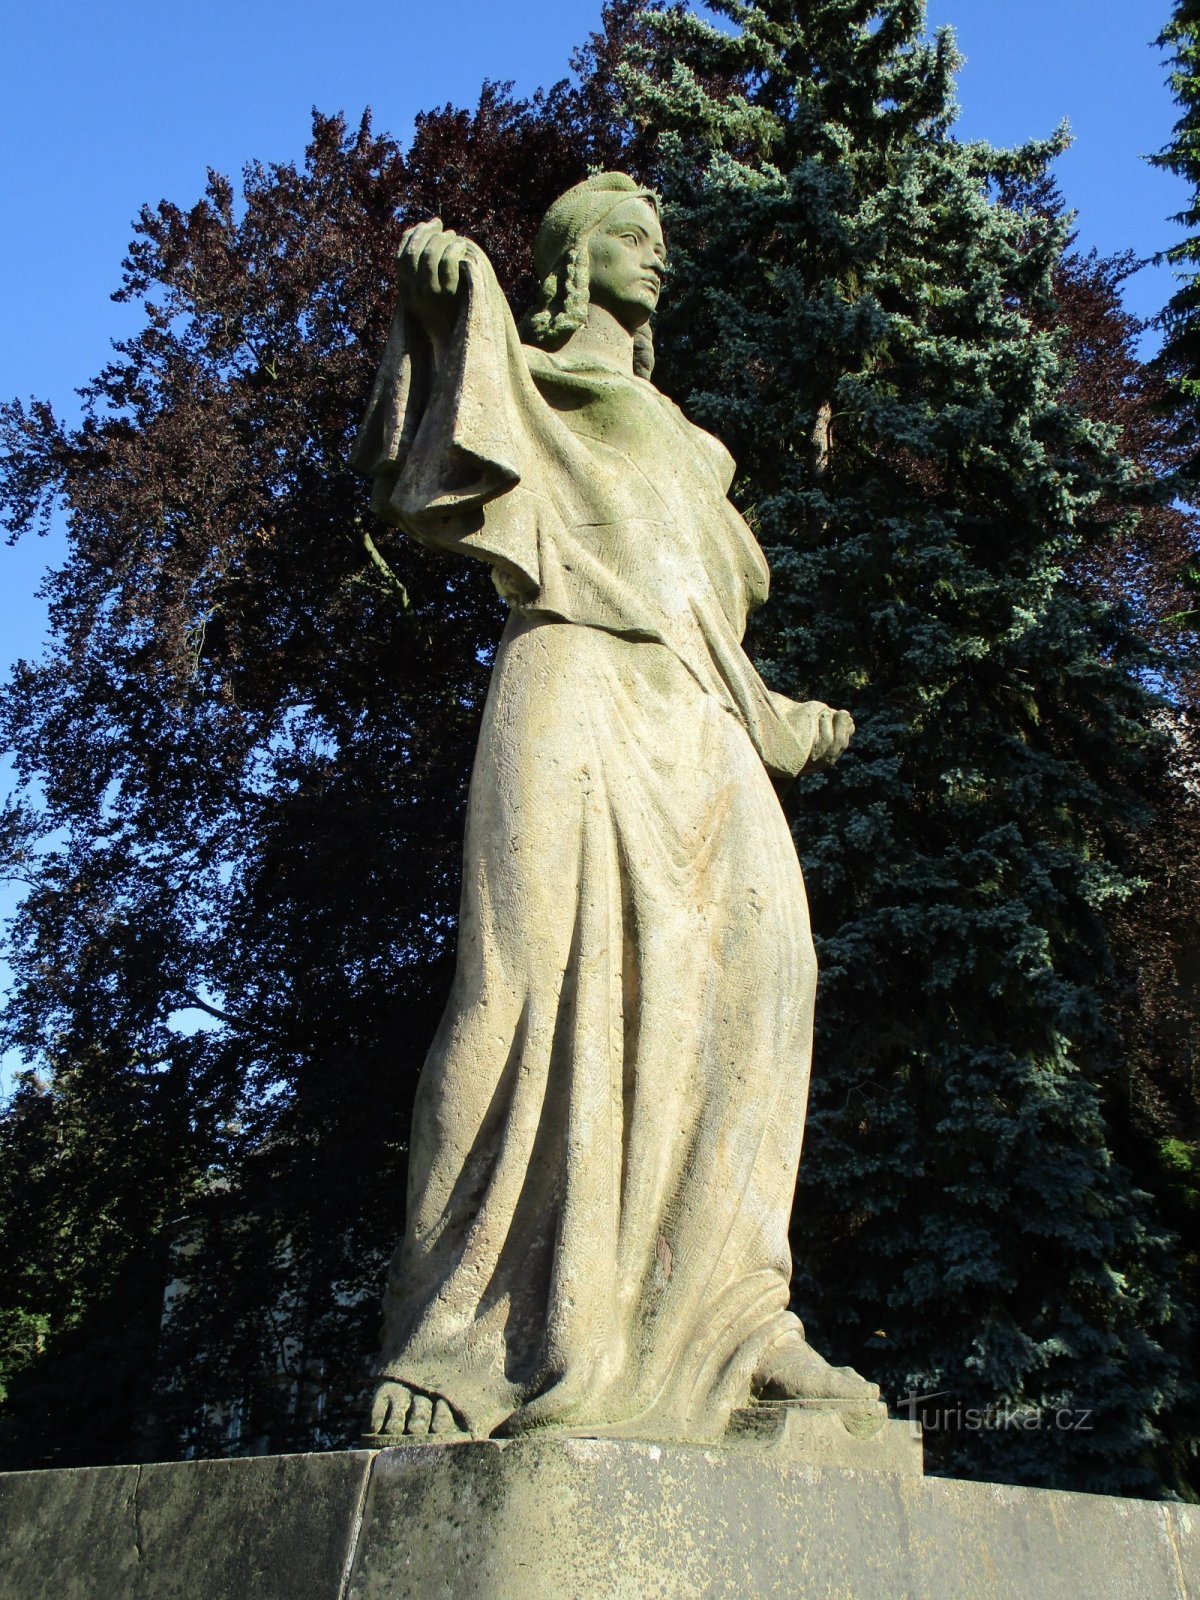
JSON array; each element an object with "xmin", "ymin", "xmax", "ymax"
[
  {"xmin": 369, "ymin": 1380, "xmax": 464, "ymax": 1439},
  {"xmin": 429, "ymin": 1398, "xmax": 457, "ymax": 1434},
  {"xmin": 405, "ymin": 1393, "xmax": 434, "ymax": 1434}
]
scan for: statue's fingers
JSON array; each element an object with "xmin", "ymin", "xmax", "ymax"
[
  {"xmin": 397, "ymin": 218, "xmax": 443, "ymax": 279},
  {"xmin": 438, "ymin": 238, "xmax": 469, "ymax": 297},
  {"xmin": 804, "ymin": 709, "xmax": 834, "ymax": 769},
  {"xmin": 416, "ymin": 230, "xmax": 455, "ymax": 298},
  {"xmin": 395, "ymin": 229, "xmax": 439, "ymax": 301},
  {"xmin": 829, "ymin": 710, "xmax": 855, "ymax": 764},
  {"xmin": 398, "ymin": 218, "xmax": 440, "ymax": 261}
]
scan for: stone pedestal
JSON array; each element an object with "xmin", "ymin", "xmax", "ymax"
[
  {"xmin": 1, "ymin": 1435, "xmax": 1196, "ymax": 1599},
  {"xmin": 724, "ymin": 1397, "xmax": 922, "ymax": 1475}
]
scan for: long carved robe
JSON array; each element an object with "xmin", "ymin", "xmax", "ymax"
[{"xmin": 353, "ymin": 252, "xmax": 818, "ymax": 1442}]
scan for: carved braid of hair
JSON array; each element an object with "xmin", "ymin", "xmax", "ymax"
[
  {"xmin": 632, "ymin": 327, "xmax": 655, "ymax": 381},
  {"xmin": 523, "ymin": 241, "xmax": 590, "ymax": 343}
]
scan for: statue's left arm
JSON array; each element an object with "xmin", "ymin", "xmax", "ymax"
[{"xmin": 768, "ymin": 694, "xmax": 855, "ymax": 772}]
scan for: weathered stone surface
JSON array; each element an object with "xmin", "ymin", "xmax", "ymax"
[
  {"xmin": 0, "ymin": 1458, "xmax": 140, "ymax": 1600},
  {"xmin": 351, "ymin": 171, "xmax": 871, "ymax": 1450},
  {"xmin": 725, "ymin": 1402, "xmax": 923, "ymax": 1477},
  {"xmin": 2, "ymin": 1442, "xmax": 1196, "ymax": 1600},
  {"xmin": 0, "ymin": 1449, "xmax": 373, "ymax": 1600},
  {"xmin": 348, "ymin": 1438, "xmax": 1199, "ymax": 1600}
]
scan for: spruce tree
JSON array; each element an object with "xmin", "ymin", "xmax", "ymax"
[
  {"xmin": 1152, "ymin": 0, "xmax": 1200, "ymax": 482},
  {"xmin": 1, "ymin": 1, "xmax": 1194, "ymax": 1493},
  {"xmin": 624, "ymin": 0, "xmax": 1193, "ymax": 1495}
]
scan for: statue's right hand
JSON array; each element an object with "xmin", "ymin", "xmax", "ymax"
[
  {"xmin": 807, "ymin": 704, "xmax": 854, "ymax": 769},
  {"xmin": 396, "ymin": 218, "xmax": 480, "ymax": 336},
  {"xmin": 778, "ymin": 698, "xmax": 855, "ymax": 772}
]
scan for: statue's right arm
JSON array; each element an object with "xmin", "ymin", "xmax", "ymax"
[{"xmin": 395, "ymin": 218, "xmax": 487, "ymax": 345}]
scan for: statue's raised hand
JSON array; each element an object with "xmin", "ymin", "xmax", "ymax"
[{"xmin": 396, "ymin": 218, "xmax": 480, "ymax": 340}]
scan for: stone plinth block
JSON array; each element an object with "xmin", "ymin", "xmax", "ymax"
[{"xmin": 2, "ymin": 1438, "xmax": 1197, "ymax": 1600}]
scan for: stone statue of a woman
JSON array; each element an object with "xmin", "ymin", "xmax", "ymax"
[{"xmin": 352, "ymin": 172, "xmax": 877, "ymax": 1444}]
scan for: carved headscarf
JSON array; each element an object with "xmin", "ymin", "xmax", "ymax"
[{"xmin": 522, "ymin": 173, "xmax": 662, "ymax": 378}]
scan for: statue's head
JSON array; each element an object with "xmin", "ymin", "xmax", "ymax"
[{"xmin": 523, "ymin": 173, "xmax": 664, "ymax": 379}]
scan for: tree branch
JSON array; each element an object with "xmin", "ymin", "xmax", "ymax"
[
  {"xmin": 182, "ymin": 993, "xmax": 277, "ymax": 1037},
  {"xmin": 361, "ymin": 526, "xmax": 410, "ymax": 607}
]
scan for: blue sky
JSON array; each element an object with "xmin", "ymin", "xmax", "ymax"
[{"xmin": 0, "ymin": 0, "xmax": 1192, "ymax": 1078}]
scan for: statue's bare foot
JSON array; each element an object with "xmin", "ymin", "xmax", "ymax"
[
  {"xmin": 752, "ymin": 1335, "xmax": 880, "ymax": 1406},
  {"xmin": 368, "ymin": 1379, "xmax": 465, "ymax": 1439}
]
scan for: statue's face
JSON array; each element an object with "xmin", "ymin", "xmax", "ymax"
[{"xmin": 586, "ymin": 198, "xmax": 666, "ymax": 331}]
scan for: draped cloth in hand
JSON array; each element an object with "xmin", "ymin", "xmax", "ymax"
[{"xmin": 352, "ymin": 251, "xmax": 819, "ymax": 1442}]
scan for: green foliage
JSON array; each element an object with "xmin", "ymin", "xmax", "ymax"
[
  {"xmin": 1152, "ymin": 0, "xmax": 1200, "ymax": 476},
  {"xmin": 1160, "ymin": 1139, "xmax": 1200, "ymax": 1212},
  {"xmin": 0, "ymin": 1053, "xmax": 201, "ymax": 1463},
  {"xmin": 621, "ymin": 0, "xmax": 1197, "ymax": 1497},
  {"xmin": 0, "ymin": 1310, "xmax": 49, "ymax": 1407},
  {"xmin": 0, "ymin": 86, "xmax": 619, "ymax": 1465},
  {"xmin": 0, "ymin": 0, "xmax": 1196, "ymax": 1498}
]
